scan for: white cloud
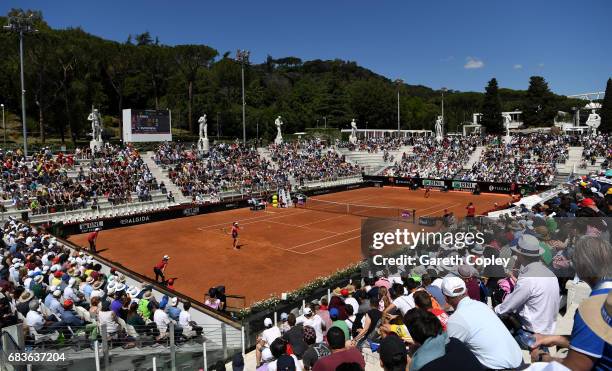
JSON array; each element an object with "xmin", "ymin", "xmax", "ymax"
[
  {"xmin": 538, "ymin": 63, "xmax": 545, "ymax": 68},
  {"xmin": 440, "ymin": 56, "xmax": 455, "ymax": 62},
  {"xmin": 464, "ymin": 56, "xmax": 484, "ymax": 69},
  {"xmin": 513, "ymin": 64, "xmax": 523, "ymax": 70}
]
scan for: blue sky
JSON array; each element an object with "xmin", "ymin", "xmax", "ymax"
[{"xmin": 2, "ymin": 0, "xmax": 610, "ymax": 95}]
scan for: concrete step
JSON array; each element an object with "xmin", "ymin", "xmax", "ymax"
[
  {"xmin": 464, "ymin": 146, "xmax": 484, "ymax": 170},
  {"xmin": 144, "ymin": 151, "xmax": 189, "ymax": 204}
]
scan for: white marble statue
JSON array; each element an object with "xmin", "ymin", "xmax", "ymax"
[
  {"xmin": 349, "ymin": 118, "xmax": 358, "ymax": 144},
  {"xmin": 88, "ymin": 108, "xmax": 102, "ymax": 142},
  {"xmin": 197, "ymin": 114, "xmax": 210, "ymax": 153},
  {"xmin": 585, "ymin": 110, "xmax": 601, "ymax": 132},
  {"xmin": 274, "ymin": 116, "xmax": 284, "ymax": 144},
  {"xmin": 435, "ymin": 115, "xmax": 443, "ymax": 142},
  {"xmin": 503, "ymin": 113, "xmax": 511, "ymax": 139}
]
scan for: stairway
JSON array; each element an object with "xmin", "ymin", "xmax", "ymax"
[
  {"xmin": 464, "ymin": 146, "xmax": 485, "ymax": 170},
  {"xmin": 144, "ymin": 151, "xmax": 190, "ymax": 204},
  {"xmin": 556, "ymin": 147, "xmax": 583, "ymax": 175},
  {"xmin": 257, "ymin": 147, "xmax": 278, "ymax": 169}
]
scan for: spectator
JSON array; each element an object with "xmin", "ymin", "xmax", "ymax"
[
  {"xmin": 413, "ymin": 290, "xmax": 449, "ymax": 330},
  {"xmin": 530, "ymin": 236, "xmax": 612, "ymax": 370},
  {"xmin": 353, "ymin": 298, "xmax": 382, "ymax": 347},
  {"xmin": 312, "ymin": 327, "xmax": 365, "ymax": 371},
  {"xmin": 378, "ymin": 332, "xmax": 409, "ymax": 371},
  {"xmin": 296, "ymin": 307, "xmax": 326, "ymax": 344},
  {"xmin": 60, "ymin": 299, "xmax": 85, "ymax": 327},
  {"xmin": 282, "ymin": 313, "xmax": 307, "ymax": 359},
  {"xmin": 442, "ymin": 276, "xmax": 522, "ymax": 369},
  {"xmin": 267, "ymin": 337, "xmax": 302, "ymax": 371},
  {"xmin": 494, "ymin": 234, "xmax": 561, "ymax": 336},
  {"xmin": 329, "ymin": 307, "xmax": 350, "ymax": 341},
  {"xmin": 301, "ymin": 325, "xmax": 331, "ymax": 371},
  {"xmin": 403, "ymin": 308, "xmax": 484, "ymax": 371}
]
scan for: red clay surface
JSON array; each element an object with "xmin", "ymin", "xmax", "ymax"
[{"xmin": 68, "ymin": 187, "xmax": 511, "ymax": 306}]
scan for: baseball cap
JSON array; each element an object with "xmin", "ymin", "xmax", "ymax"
[
  {"xmin": 303, "ymin": 307, "xmax": 312, "ymax": 316},
  {"xmin": 379, "ymin": 334, "xmax": 408, "ymax": 367},
  {"xmin": 441, "ymin": 276, "xmax": 467, "ymax": 297},
  {"xmin": 280, "ymin": 312, "xmax": 288, "ymax": 321},
  {"xmin": 580, "ymin": 198, "xmax": 595, "ymax": 207},
  {"xmin": 329, "ymin": 307, "xmax": 339, "ymax": 319},
  {"xmin": 264, "ymin": 317, "xmax": 273, "ymax": 327},
  {"xmin": 163, "ymin": 255, "xmax": 170, "ymax": 260}
]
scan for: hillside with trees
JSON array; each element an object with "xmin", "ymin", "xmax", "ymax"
[{"xmin": 0, "ymin": 9, "xmax": 595, "ymax": 146}]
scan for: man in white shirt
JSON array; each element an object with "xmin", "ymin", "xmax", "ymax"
[
  {"xmin": 296, "ymin": 307, "xmax": 326, "ymax": 343},
  {"xmin": 443, "ymin": 276, "xmax": 523, "ymax": 370},
  {"xmin": 153, "ymin": 305, "xmax": 171, "ymax": 334},
  {"xmin": 262, "ymin": 317, "xmax": 282, "ymax": 346},
  {"xmin": 494, "ymin": 235, "xmax": 560, "ymax": 335}
]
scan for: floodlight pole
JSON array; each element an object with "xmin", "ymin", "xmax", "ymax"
[
  {"xmin": 1, "ymin": 104, "xmax": 5, "ymax": 147},
  {"xmin": 236, "ymin": 49, "xmax": 250, "ymax": 145},
  {"xmin": 441, "ymin": 87, "xmax": 447, "ymax": 128},
  {"xmin": 4, "ymin": 13, "xmax": 37, "ymax": 157},
  {"xmin": 395, "ymin": 79, "xmax": 402, "ymax": 135}
]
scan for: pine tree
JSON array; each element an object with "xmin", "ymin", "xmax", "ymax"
[
  {"xmin": 600, "ymin": 78, "xmax": 612, "ymax": 133},
  {"xmin": 523, "ymin": 76, "xmax": 556, "ymax": 126},
  {"xmin": 480, "ymin": 78, "xmax": 503, "ymax": 134}
]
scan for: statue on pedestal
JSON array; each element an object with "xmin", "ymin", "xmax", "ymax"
[
  {"xmin": 435, "ymin": 116, "xmax": 443, "ymax": 142},
  {"xmin": 197, "ymin": 114, "xmax": 210, "ymax": 154},
  {"xmin": 585, "ymin": 109, "xmax": 601, "ymax": 134},
  {"xmin": 349, "ymin": 119, "xmax": 358, "ymax": 144},
  {"xmin": 274, "ymin": 116, "xmax": 283, "ymax": 144},
  {"xmin": 88, "ymin": 108, "xmax": 103, "ymax": 151},
  {"xmin": 503, "ymin": 113, "xmax": 511, "ymax": 142}
]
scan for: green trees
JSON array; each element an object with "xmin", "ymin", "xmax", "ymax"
[
  {"xmin": 0, "ymin": 10, "xmax": 597, "ymax": 144},
  {"xmin": 522, "ymin": 76, "xmax": 556, "ymax": 126},
  {"xmin": 600, "ymin": 78, "xmax": 612, "ymax": 133},
  {"xmin": 480, "ymin": 78, "xmax": 503, "ymax": 134}
]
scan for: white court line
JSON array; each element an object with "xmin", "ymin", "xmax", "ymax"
[
  {"xmin": 286, "ymin": 227, "xmax": 361, "ymax": 250},
  {"xmin": 419, "ymin": 203, "xmax": 461, "ymax": 217},
  {"xmin": 196, "ymin": 209, "xmax": 309, "ymax": 231},
  {"xmin": 298, "ymin": 214, "xmax": 346, "ymax": 227},
  {"xmin": 265, "ymin": 219, "xmax": 340, "ymax": 235},
  {"xmin": 299, "ymin": 235, "xmax": 361, "ymax": 254}
]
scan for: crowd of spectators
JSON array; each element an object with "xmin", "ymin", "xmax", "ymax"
[
  {"xmin": 156, "ymin": 142, "xmax": 288, "ymax": 202},
  {"xmin": 0, "ymin": 144, "xmax": 158, "ymax": 216},
  {"xmin": 338, "ymin": 137, "xmax": 406, "ymax": 153},
  {"xmin": 268, "ymin": 140, "xmax": 361, "ymax": 186},
  {"xmin": 0, "ymin": 148, "xmax": 92, "ymax": 215},
  {"xmin": 0, "ymin": 219, "xmax": 203, "ymax": 346},
  {"xmin": 463, "ymin": 134, "xmax": 570, "ymax": 185},
  {"xmin": 85, "ymin": 144, "xmax": 158, "ymax": 205},
  {"xmin": 251, "ymin": 173, "xmax": 611, "ymax": 370},
  {"xmin": 383, "ymin": 136, "xmax": 481, "ymax": 179},
  {"xmin": 580, "ymin": 134, "xmax": 611, "ymax": 168}
]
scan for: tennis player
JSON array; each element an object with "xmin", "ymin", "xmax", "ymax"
[
  {"xmin": 424, "ymin": 186, "xmax": 432, "ymax": 198},
  {"xmin": 231, "ymin": 222, "xmax": 240, "ymax": 249}
]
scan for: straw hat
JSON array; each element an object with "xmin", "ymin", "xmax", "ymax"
[
  {"xmin": 578, "ymin": 291, "xmax": 612, "ymax": 343},
  {"xmin": 511, "ymin": 235, "xmax": 544, "ymax": 257},
  {"xmin": 332, "ymin": 285, "xmax": 355, "ymax": 296},
  {"xmin": 18, "ymin": 291, "xmax": 34, "ymax": 303},
  {"xmin": 142, "ymin": 291, "xmax": 153, "ymax": 300}
]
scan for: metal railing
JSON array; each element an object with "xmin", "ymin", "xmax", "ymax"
[{"xmin": 1, "ymin": 321, "xmax": 243, "ymax": 371}]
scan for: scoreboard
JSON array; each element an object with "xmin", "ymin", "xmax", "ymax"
[{"xmin": 122, "ymin": 109, "xmax": 172, "ymax": 142}]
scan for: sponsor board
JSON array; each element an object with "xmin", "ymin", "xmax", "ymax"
[
  {"xmin": 119, "ymin": 215, "xmax": 151, "ymax": 226},
  {"xmin": 79, "ymin": 220, "xmax": 104, "ymax": 233},
  {"xmin": 488, "ymin": 184, "xmax": 511, "ymax": 192},
  {"xmin": 422, "ymin": 179, "xmax": 446, "ymax": 188},
  {"xmin": 182, "ymin": 207, "xmax": 199, "ymax": 217},
  {"xmin": 451, "ymin": 181, "xmax": 477, "ymax": 190}
]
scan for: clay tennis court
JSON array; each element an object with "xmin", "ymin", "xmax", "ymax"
[{"xmin": 68, "ymin": 187, "xmax": 511, "ymax": 306}]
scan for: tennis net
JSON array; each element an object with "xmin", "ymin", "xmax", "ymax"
[{"xmin": 298, "ymin": 198, "xmax": 416, "ymax": 222}]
